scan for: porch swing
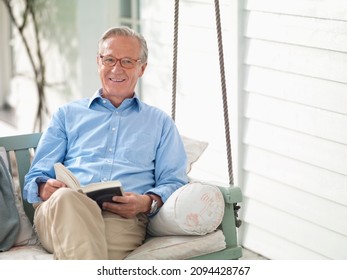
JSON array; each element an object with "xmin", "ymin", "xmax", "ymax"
[{"xmin": 0, "ymin": 0, "xmax": 242, "ymax": 260}]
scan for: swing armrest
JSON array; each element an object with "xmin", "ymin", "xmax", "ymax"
[
  {"xmin": 216, "ymin": 184, "xmax": 242, "ymax": 249},
  {"xmin": 217, "ymin": 184, "xmax": 242, "ymax": 204},
  {"xmin": 188, "ymin": 177, "xmax": 242, "ymax": 203}
]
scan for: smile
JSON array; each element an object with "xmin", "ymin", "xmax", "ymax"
[{"xmin": 109, "ymin": 77, "xmax": 125, "ymax": 82}]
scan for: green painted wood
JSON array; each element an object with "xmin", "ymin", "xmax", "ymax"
[{"xmin": 0, "ymin": 133, "xmax": 42, "ymax": 223}]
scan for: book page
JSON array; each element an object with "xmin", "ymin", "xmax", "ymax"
[
  {"xmin": 54, "ymin": 163, "xmax": 81, "ymax": 191},
  {"xmin": 54, "ymin": 162, "xmax": 123, "ymax": 195}
]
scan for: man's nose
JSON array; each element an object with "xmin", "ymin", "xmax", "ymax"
[{"xmin": 110, "ymin": 61, "xmax": 123, "ymax": 71}]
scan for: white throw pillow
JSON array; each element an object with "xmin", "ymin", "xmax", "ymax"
[
  {"xmin": 0, "ymin": 147, "xmax": 38, "ymax": 247},
  {"xmin": 181, "ymin": 136, "xmax": 208, "ymax": 174},
  {"xmin": 147, "ymin": 182, "xmax": 224, "ymax": 236},
  {"xmin": 12, "ymin": 186, "xmax": 38, "ymax": 246}
]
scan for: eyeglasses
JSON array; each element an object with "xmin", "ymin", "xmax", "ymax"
[{"xmin": 99, "ymin": 55, "xmax": 141, "ymax": 69}]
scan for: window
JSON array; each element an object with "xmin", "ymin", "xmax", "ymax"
[{"xmin": 120, "ymin": 0, "xmax": 141, "ymax": 31}]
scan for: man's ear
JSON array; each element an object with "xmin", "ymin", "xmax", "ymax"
[{"xmin": 139, "ymin": 63, "xmax": 148, "ymax": 77}]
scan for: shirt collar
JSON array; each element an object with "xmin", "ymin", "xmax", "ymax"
[{"xmin": 88, "ymin": 88, "xmax": 142, "ymax": 111}]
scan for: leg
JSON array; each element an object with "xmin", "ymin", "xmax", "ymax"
[
  {"xmin": 103, "ymin": 211, "xmax": 148, "ymax": 259},
  {"xmin": 34, "ymin": 188, "xmax": 108, "ymax": 259}
]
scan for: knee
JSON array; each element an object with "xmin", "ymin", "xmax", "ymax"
[
  {"xmin": 49, "ymin": 188, "xmax": 82, "ymax": 207},
  {"xmin": 52, "ymin": 187, "xmax": 76, "ymax": 199},
  {"xmin": 50, "ymin": 188, "xmax": 99, "ymax": 210}
]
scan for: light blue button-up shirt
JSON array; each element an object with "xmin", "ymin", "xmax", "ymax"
[{"xmin": 24, "ymin": 89, "xmax": 188, "ymax": 204}]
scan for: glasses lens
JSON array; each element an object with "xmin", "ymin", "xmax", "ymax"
[
  {"xmin": 120, "ymin": 58, "xmax": 136, "ymax": 69},
  {"xmin": 102, "ymin": 56, "xmax": 115, "ymax": 67}
]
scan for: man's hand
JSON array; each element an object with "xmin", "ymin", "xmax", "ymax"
[
  {"xmin": 39, "ymin": 179, "xmax": 66, "ymax": 201},
  {"xmin": 102, "ymin": 192, "xmax": 156, "ymax": 218}
]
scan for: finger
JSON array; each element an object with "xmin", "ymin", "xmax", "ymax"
[
  {"xmin": 102, "ymin": 201, "xmax": 123, "ymax": 214},
  {"xmin": 47, "ymin": 178, "xmax": 66, "ymax": 189},
  {"xmin": 103, "ymin": 203, "xmax": 135, "ymax": 219},
  {"xmin": 111, "ymin": 194, "xmax": 129, "ymax": 203}
]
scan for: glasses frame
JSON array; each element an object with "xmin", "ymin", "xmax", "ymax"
[{"xmin": 99, "ymin": 55, "xmax": 142, "ymax": 69}]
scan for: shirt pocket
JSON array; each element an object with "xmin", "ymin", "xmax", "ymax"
[{"xmin": 124, "ymin": 133, "xmax": 156, "ymax": 166}]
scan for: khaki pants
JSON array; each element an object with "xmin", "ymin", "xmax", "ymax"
[{"xmin": 34, "ymin": 188, "xmax": 148, "ymax": 260}]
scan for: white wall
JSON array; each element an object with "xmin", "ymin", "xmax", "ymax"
[{"xmin": 240, "ymin": 0, "xmax": 347, "ymax": 259}]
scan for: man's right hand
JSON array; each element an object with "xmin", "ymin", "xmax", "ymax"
[{"xmin": 39, "ymin": 179, "xmax": 66, "ymax": 201}]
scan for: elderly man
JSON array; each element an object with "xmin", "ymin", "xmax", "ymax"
[{"xmin": 24, "ymin": 26, "xmax": 187, "ymax": 260}]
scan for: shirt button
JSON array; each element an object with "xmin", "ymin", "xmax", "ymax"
[
  {"xmin": 112, "ymin": 127, "xmax": 116, "ymax": 131},
  {"xmin": 108, "ymin": 148, "xmax": 112, "ymax": 152}
]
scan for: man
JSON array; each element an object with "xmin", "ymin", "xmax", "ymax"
[{"xmin": 23, "ymin": 26, "xmax": 188, "ymax": 259}]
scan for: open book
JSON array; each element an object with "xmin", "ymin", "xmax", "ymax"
[{"xmin": 54, "ymin": 162, "xmax": 124, "ymax": 208}]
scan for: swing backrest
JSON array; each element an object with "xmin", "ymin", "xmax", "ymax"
[{"xmin": 0, "ymin": 133, "xmax": 42, "ymax": 224}]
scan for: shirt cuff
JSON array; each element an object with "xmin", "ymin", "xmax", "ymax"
[{"xmin": 25, "ymin": 176, "xmax": 49, "ymax": 203}]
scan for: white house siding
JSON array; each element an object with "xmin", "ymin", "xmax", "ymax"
[{"xmin": 241, "ymin": 0, "xmax": 347, "ymax": 259}]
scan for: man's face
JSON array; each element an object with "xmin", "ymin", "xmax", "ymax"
[{"xmin": 97, "ymin": 36, "xmax": 147, "ymax": 106}]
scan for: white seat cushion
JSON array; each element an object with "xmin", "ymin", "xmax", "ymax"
[
  {"xmin": 0, "ymin": 230, "xmax": 226, "ymax": 260},
  {"xmin": 125, "ymin": 230, "xmax": 226, "ymax": 260},
  {"xmin": 0, "ymin": 245, "xmax": 53, "ymax": 260}
]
